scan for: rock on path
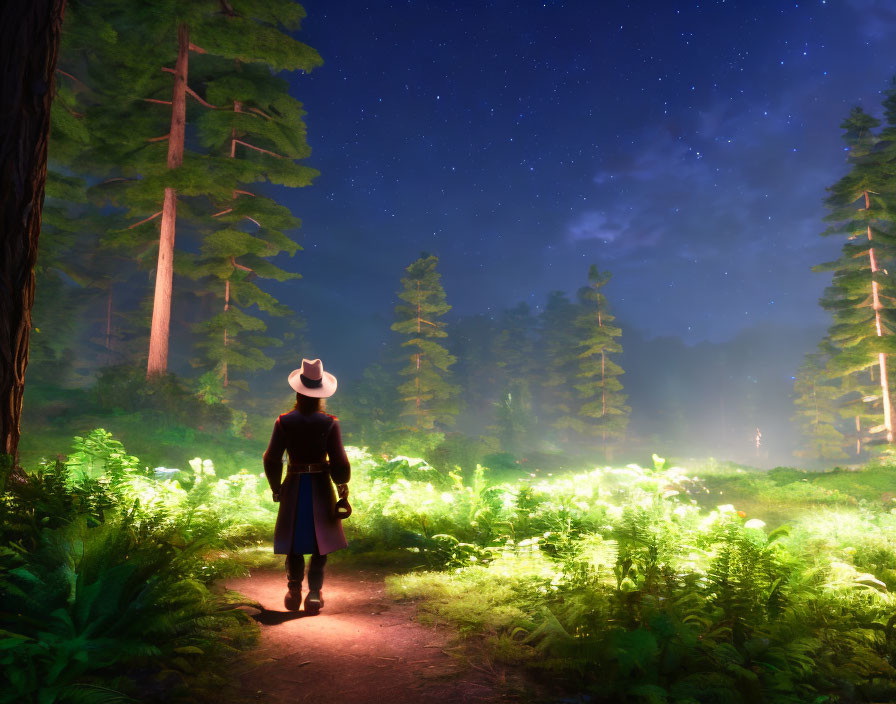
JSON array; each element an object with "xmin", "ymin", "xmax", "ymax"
[{"xmin": 224, "ymin": 563, "xmax": 515, "ymax": 704}]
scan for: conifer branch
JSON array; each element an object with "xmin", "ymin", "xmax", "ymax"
[
  {"xmin": 211, "ymin": 208, "xmax": 261, "ymax": 228},
  {"xmin": 189, "ymin": 42, "xmax": 207, "ymax": 54},
  {"xmin": 232, "ymin": 140, "xmax": 284, "ymax": 158},
  {"xmin": 127, "ymin": 211, "xmax": 163, "ymax": 229},
  {"xmin": 248, "ymin": 107, "xmax": 273, "ymax": 120},
  {"xmin": 230, "ymin": 256, "xmax": 254, "ymax": 273},
  {"xmin": 233, "ymin": 190, "xmax": 256, "ymax": 197},
  {"xmin": 143, "ymin": 98, "xmax": 173, "ymax": 105},
  {"xmin": 159, "ymin": 69, "xmax": 218, "ymax": 108},
  {"xmin": 186, "ymin": 85, "xmax": 218, "ymax": 108},
  {"xmin": 147, "ymin": 134, "xmax": 170, "ymax": 142},
  {"xmin": 56, "ymin": 68, "xmax": 87, "ymax": 88}
]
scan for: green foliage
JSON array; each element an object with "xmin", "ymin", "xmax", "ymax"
[
  {"xmin": 66, "ymin": 429, "xmax": 144, "ymax": 481},
  {"xmin": 491, "ymin": 381, "xmax": 536, "ymax": 455},
  {"xmin": 0, "ymin": 437, "xmax": 270, "ymax": 703},
  {"xmin": 91, "ymin": 365, "xmax": 233, "ymax": 435},
  {"xmin": 575, "ymin": 266, "xmax": 630, "ymax": 455},
  {"xmin": 391, "ymin": 254, "xmax": 460, "ymax": 431},
  {"xmin": 36, "ymin": 0, "xmax": 320, "ymax": 415},
  {"xmin": 370, "ymin": 454, "xmax": 896, "ymax": 703},
  {"xmin": 332, "ymin": 362, "xmax": 402, "ymax": 450},
  {"xmin": 537, "ymin": 290, "xmax": 581, "ymax": 438},
  {"xmin": 815, "ymin": 101, "xmax": 896, "ymax": 453},
  {"xmin": 11, "ymin": 423, "xmax": 896, "ymax": 703}
]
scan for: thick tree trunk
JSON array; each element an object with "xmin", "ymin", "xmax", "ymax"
[
  {"xmin": 0, "ymin": 0, "xmax": 66, "ymax": 464},
  {"xmin": 147, "ymin": 24, "xmax": 189, "ymax": 377}
]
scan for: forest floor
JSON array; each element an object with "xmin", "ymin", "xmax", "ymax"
[{"xmin": 223, "ymin": 563, "xmax": 533, "ymax": 704}]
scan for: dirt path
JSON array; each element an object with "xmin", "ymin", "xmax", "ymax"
[{"xmin": 224, "ymin": 562, "xmax": 520, "ymax": 704}]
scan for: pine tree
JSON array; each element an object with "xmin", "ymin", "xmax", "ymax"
[
  {"xmin": 537, "ymin": 290, "xmax": 581, "ymax": 443},
  {"xmin": 33, "ymin": 2, "xmax": 158, "ymax": 381},
  {"xmin": 186, "ymin": 1, "xmax": 319, "ymax": 390},
  {"xmin": 78, "ymin": 1, "xmax": 320, "ymax": 377},
  {"xmin": 574, "ymin": 266, "xmax": 630, "ymax": 456},
  {"xmin": 31, "ymin": 79, "xmax": 95, "ymax": 380},
  {"xmin": 791, "ymin": 346, "xmax": 847, "ymax": 461},
  {"xmin": 448, "ymin": 313, "xmax": 498, "ymax": 433},
  {"xmin": 491, "ymin": 303, "xmax": 538, "ymax": 452},
  {"xmin": 391, "ymin": 254, "xmax": 459, "ymax": 431},
  {"xmin": 335, "ymin": 363, "xmax": 402, "ymax": 449},
  {"xmin": 816, "ymin": 106, "xmax": 896, "ymax": 447},
  {"xmin": 492, "ymin": 380, "xmax": 536, "ymax": 455},
  {"xmin": 835, "ymin": 366, "xmax": 888, "ymax": 456}
]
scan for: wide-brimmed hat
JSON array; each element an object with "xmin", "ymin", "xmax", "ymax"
[{"xmin": 288, "ymin": 358, "xmax": 337, "ymax": 398}]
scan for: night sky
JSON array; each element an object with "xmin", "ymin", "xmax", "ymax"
[{"xmin": 271, "ymin": 0, "xmax": 896, "ymax": 378}]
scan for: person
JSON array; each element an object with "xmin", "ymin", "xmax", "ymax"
[{"xmin": 263, "ymin": 358, "xmax": 350, "ymax": 614}]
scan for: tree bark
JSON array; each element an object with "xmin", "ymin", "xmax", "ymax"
[
  {"xmin": 0, "ymin": 0, "xmax": 66, "ymax": 464},
  {"xmin": 147, "ymin": 23, "xmax": 189, "ymax": 377}
]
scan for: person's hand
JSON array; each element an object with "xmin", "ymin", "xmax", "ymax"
[
  {"xmin": 272, "ymin": 491, "xmax": 281, "ymax": 503},
  {"xmin": 336, "ymin": 483, "xmax": 349, "ymax": 500}
]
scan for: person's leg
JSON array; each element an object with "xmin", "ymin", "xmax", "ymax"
[
  {"xmin": 304, "ymin": 548, "xmax": 327, "ymax": 613},
  {"xmin": 307, "ymin": 551, "xmax": 327, "ymax": 591},
  {"xmin": 284, "ymin": 554, "xmax": 304, "ymax": 610}
]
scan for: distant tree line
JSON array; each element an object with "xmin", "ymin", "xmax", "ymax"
[
  {"xmin": 337, "ymin": 253, "xmax": 631, "ymax": 462},
  {"xmin": 794, "ymin": 77, "xmax": 896, "ymax": 461}
]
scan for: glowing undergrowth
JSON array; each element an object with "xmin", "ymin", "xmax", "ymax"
[
  {"xmin": 349, "ymin": 452, "xmax": 896, "ymax": 703},
  {"xmin": 0, "ymin": 430, "xmax": 273, "ymax": 704},
  {"xmin": 10, "ymin": 430, "xmax": 896, "ymax": 703}
]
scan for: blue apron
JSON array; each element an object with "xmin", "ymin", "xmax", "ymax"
[{"xmin": 291, "ymin": 474, "xmax": 318, "ymax": 554}]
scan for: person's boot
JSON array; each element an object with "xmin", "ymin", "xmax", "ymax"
[
  {"xmin": 304, "ymin": 552, "xmax": 327, "ymax": 614},
  {"xmin": 303, "ymin": 589, "xmax": 324, "ymax": 614},
  {"xmin": 284, "ymin": 555, "xmax": 304, "ymax": 611}
]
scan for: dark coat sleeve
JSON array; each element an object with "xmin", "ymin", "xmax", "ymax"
[
  {"xmin": 327, "ymin": 420, "xmax": 351, "ymax": 484},
  {"xmin": 262, "ymin": 418, "xmax": 286, "ymax": 492}
]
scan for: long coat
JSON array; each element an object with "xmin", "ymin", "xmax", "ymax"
[{"xmin": 263, "ymin": 410, "xmax": 351, "ymax": 555}]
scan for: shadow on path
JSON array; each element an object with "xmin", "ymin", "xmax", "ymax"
[{"xmin": 250, "ymin": 609, "xmax": 307, "ymax": 626}]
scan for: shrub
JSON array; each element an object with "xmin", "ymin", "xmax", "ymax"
[{"xmin": 0, "ymin": 438, "xmax": 266, "ymax": 703}]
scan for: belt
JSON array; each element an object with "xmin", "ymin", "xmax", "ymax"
[{"xmin": 287, "ymin": 462, "xmax": 330, "ymax": 474}]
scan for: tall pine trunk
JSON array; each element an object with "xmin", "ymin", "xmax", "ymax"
[
  {"xmin": 147, "ymin": 24, "xmax": 189, "ymax": 377},
  {"xmin": 863, "ymin": 190, "xmax": 893, "ymax": 443},
  {"xmin": 221, "ymin": 98, "xmax": 243, "ymax": 389},
  {"xmin": 416, "ymin": 284, "xmax": 423, "ymax": 430},
  {"xmin": 0, "ymin": 0, "xmax": 66, "ymax": 464},
  {"xmin": 223, "ymin": 279, "xmax": 230, "ymax": 387}
]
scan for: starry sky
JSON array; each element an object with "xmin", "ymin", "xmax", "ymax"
[{"xmin": 272, "ymin": 0, "xmax": 896, "ymax": 377}]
